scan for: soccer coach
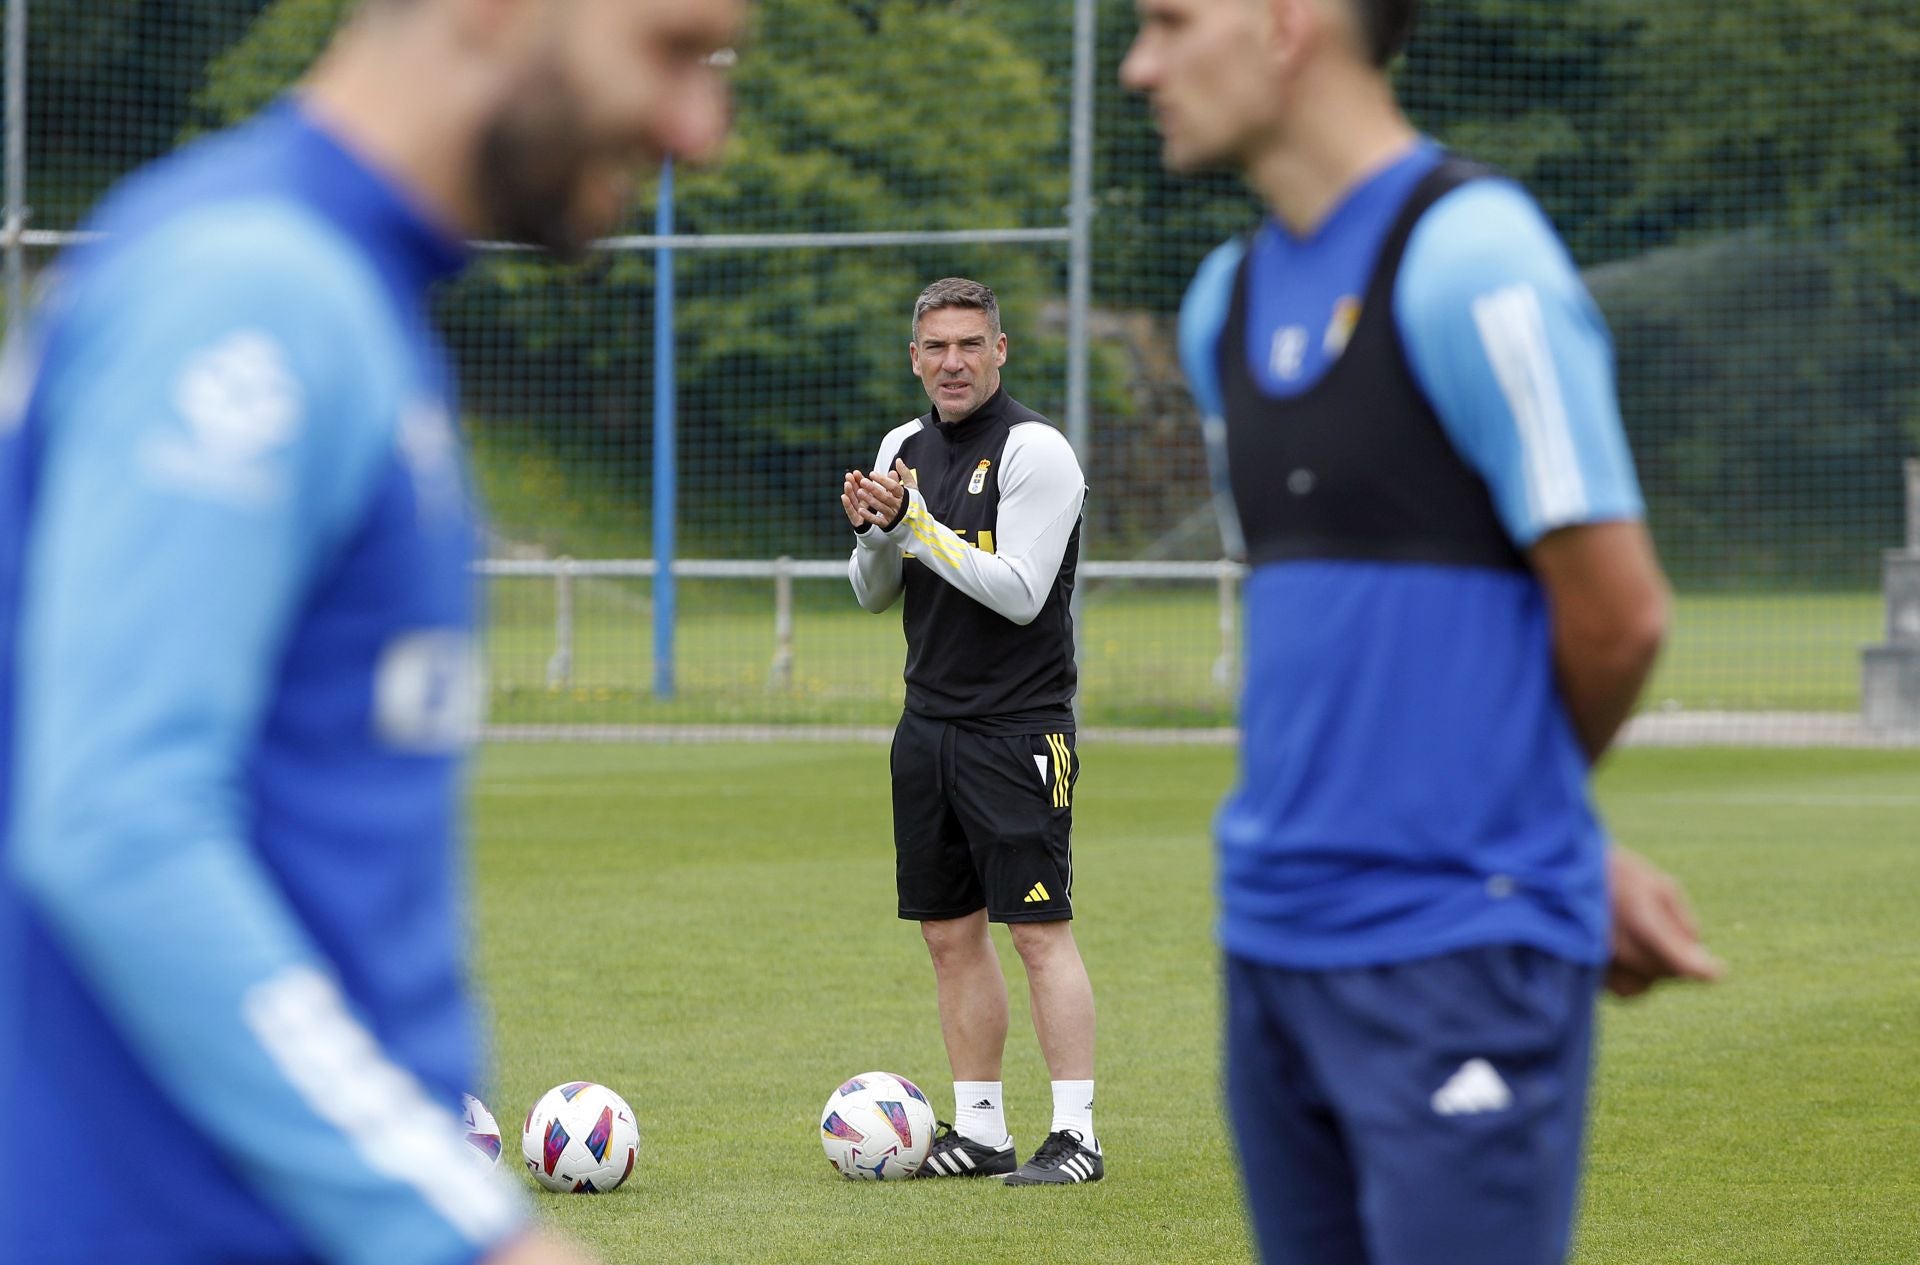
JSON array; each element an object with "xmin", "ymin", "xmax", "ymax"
[{"xmin": 842, "ymin": 278, "xmax": 1103, "ymax": 1186}]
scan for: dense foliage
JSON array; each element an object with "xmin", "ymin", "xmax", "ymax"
[{"xmin": 16, "ymin": 0, "xmax": 1918, "ymax": 575}]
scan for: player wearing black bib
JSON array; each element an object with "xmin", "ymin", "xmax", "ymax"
[
  {"xmin": 842, "ymin": 278, "xmax": 1101, "ymax": 1186},
  {"xmin": 1122, "ymin": 1, "xmax": 1721, "ymax": 1261}
]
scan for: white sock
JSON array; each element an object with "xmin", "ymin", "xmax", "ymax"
[
  {"xmin": 953, "ymin": 1081, "xmax": 1009, "ymax": 1148},
  {"xmin": 1051, "ymin": 1079, "xmax": 1096, "ymax": 1150}
]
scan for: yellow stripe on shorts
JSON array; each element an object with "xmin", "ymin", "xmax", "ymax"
[{"xmin": 1047, "ymin": 733, "xmax": 1072, "ymax": 808}]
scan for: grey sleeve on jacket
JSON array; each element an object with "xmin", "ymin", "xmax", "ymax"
[{"xmin": 848, "ymin": 420, "xmax": 920, "ymax": 613}]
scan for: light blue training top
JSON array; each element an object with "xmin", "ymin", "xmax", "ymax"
[{"xmin": 0, "ymin": 101, "xmax": 524, "ymax": 1264}]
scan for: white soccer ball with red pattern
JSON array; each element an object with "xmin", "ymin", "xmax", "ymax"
[
  {"xmin": 521, "ymin": 1081, "xmax": 640, "ymax": 1193},
  {"xmin": 819, "ymin": 1071, "xmax": 936, "ymax": 1180},
  {"xmin": 460, "ymin": 1094, "xmax": 504, "ymax": 1171}
]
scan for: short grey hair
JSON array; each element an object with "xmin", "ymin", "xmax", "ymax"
[{"xmin": 912, "ymin": 277, "xmax": 1000, "ymax": 341}]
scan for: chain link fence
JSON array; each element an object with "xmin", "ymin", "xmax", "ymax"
[{"xmin": 6, "ymin": 0, "xmax": 1918, "ymax": 740}]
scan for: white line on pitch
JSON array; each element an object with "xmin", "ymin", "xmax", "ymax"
[{"xmin": 1613, "ymin": 792, "xmax": 1920, "ymax": 808}]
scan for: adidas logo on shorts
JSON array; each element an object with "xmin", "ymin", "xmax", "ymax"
[{"xmin": 1431, "ymin": 1058, "xmax": 1513, "ymax": 1116}]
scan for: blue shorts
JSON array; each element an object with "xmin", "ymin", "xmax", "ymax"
[{"xmin": 1225, "ymin": 946, "xmax": 1601, "ymax": 1265}]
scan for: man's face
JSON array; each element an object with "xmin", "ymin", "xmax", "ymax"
[
  {"xmin": 910, "ymin": 306, "xmax": 1007, "ymax": 423},
  {"xmin": 1120, "ymin": 0, "xmax": 1281, "ymax": 173},
  {"xmin": 477, "ymin": 0, "xmax": 744, "ymax": 257}
]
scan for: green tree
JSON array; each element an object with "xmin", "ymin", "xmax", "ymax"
[
  {"xmin": 191, "ymin": 0, "xmax": 348, "ymax": 129},
  {"xmin": 1087, "ymin": 0, "xmax": 1920, "ymax": 575},
  {"xmin": 20, "ymin": 1, "xmax": 271, "ymax": 228},
  {"xmin": 198, "ymin": 0, "xmax": 1066, "ymax": 556},
  {"xmin": 185, "ymin": 0, "xmax": 1920, "ymax": 569},
  {"xmin": 1594, "ymin": 1, "xmax": 1920, "ymax": 581},
  {"xmin": 673, "ymin": 2, "xmax": 1066, "ymax": 551}
]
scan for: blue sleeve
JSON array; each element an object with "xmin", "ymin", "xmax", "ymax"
[
  {"xmin": 9, "ymin": 206, "xmax": 522, "ymax": 1265},
  {"xmin": 1179, "ymin": 239, "xmax": 1249, "ymax": 560},
  {"xmin": 1179, "ymin": 238, "xmax": 1244, "ymax": 423},
  {"xmin": 1394, "ymin": 181, "xmax": 1644, "ymax": 547}
]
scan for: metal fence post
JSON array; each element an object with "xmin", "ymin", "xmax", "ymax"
[
  {"xmin": 651, "ymin": 160, "xmax": 677, "ymax": 699},
  {"xmin": 1066, "ymin": 0, "xmax": 1096, "ymax": 721},
  {"xmin": 1906, "ymin": 459, "xmax": 1919, "ymax": 555},
  {"xmin": 546, "ymin": 557, "xmax": 575, "ymax": 689},
  {"xmin": 1863, "ymin": 462, "xmax": 1920, "ymax": 728},
  {"xmin": 1213, "ymin": 563, "xmax": 1239, "ymax": 692},
  {"xmin": 4, "ymin": 0, "xmax": 27, "ymax": 330},
  {"xmin": 771, "ymin": 556, "xmax": 794, "ymax": 691},
  {"xmin": 1066, "ymin": 0, "xmax": 1094, "ymax": 462}
]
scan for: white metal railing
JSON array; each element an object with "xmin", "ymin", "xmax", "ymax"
[{"xmin": 475, "ymin": 557, "xmax": 1244, "ymax": 692}]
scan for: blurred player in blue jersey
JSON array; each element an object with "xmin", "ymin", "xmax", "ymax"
[
  {"xmin": 0, "ymin": 2, "xmax": 739, "ymax": 1263},
  {"xmin": 1122, "ymin": 1, "xmax": 1722, "ymax": 1262}
]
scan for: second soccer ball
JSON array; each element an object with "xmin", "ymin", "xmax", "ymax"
[
  {"xmin": 461, "ymin": 1094, "xmax": 504, "ymax": 1170},
  {"xmin": 521, "ymin": 1081, "xmax": 641, "ymax": 1193}
]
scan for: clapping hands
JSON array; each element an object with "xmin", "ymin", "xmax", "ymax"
[{"xmin": 841, "ymin": 459, "xmax": 916, "ymax": 531}]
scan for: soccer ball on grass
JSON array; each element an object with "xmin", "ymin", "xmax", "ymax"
[
  {"xmin": 460, "ymin": 1094, "xmax": 504, "ymax": 1170},
  {"xmin": 819, "ymin": 1071, "xmax": 936, "ymax": 1180},
  {"xmin": 522, "ymin": 1081, "xmax": 641, "ymax": 1193}
]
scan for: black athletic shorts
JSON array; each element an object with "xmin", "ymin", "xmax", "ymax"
[{"xmin": 890, "ymin": 710, "xmax": 1079, "ymax": 924}]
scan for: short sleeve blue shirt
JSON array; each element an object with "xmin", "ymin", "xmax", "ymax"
[{"xmin": 1178, "ymin": 145, "xmax": 1644, "ymax": 970}]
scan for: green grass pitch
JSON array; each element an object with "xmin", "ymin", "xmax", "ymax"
[
  {"xmin": 472, "ymin": 742, "xmax": 1920, "ymax": 1263},
  {"xmin": 482, "ymin": 584, "xmax": 1887, "ymax": 727}
]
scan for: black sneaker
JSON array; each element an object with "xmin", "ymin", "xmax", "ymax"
[
  {"xmin": 914, "ymin": 1121, "xmax": 1017, "ymax": 1178},
  {"xmin": 1002, "ymin": 1129, "xmax": 1103, "ymax": 1185}
]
